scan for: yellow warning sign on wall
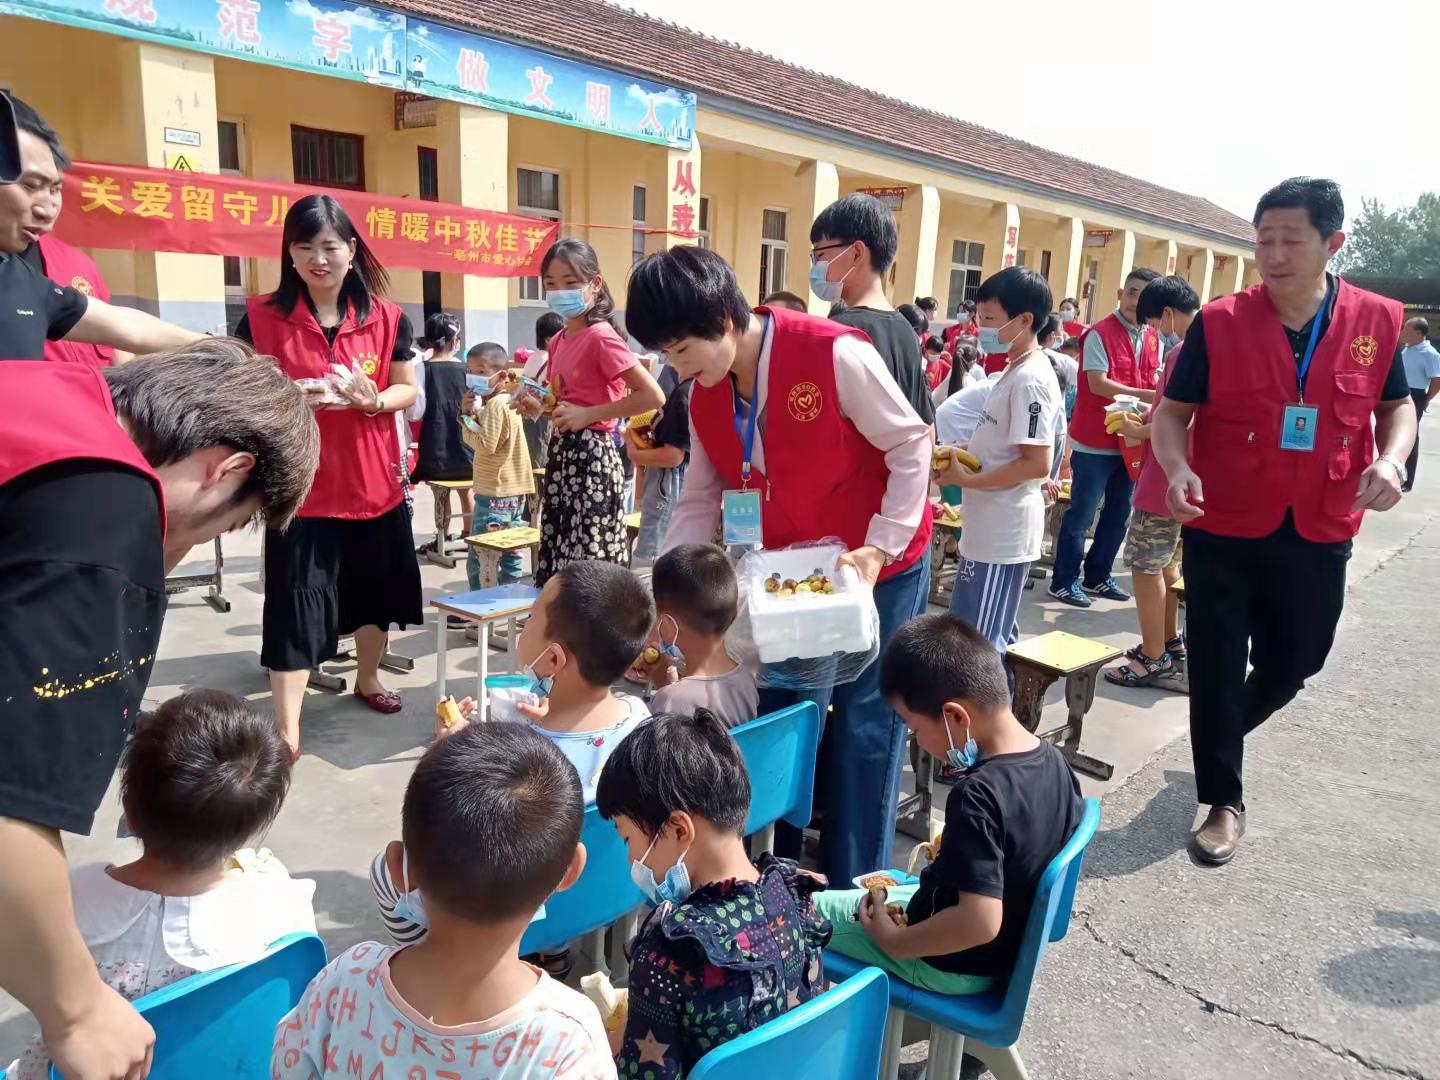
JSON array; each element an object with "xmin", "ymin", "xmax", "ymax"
[{"xmin": 164, "ymin": 151, "xmax": 196, "ymax": 171}]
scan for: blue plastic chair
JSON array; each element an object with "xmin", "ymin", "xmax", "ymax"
[
  {"xmin": 824, "ymin": 796, "xmax": 1101, "ymax": 1080},
  {"xmin": 730, "ymin": 701, "xmax": 821, "ymax": 852},
  {"xmin": 689, "ymin": 965, "xmax": 890, "ymax": 1080},
  {"xmin": 520, "ymin": 801, "xmax": 646, "ymax": 956},
  {"xmin": 51, "ymin": 932, "xmax": 326, "ymax": 1080}
]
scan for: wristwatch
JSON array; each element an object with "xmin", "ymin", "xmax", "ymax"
[{"xmin": 1377, "ymin": 454, "xmax": 1408, "ymax": 487}]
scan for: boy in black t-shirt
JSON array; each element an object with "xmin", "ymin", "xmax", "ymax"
[
  {"xmin": 810, "ymin": 194, "xmax": 935, "ymax": 424},
  {"xmin": 813, "ymin": 613, "xmax": 1082, "ymax": 992}
]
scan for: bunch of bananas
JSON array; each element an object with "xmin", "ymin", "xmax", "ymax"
[{"xmin": 932, "ymin": 445, "xmax": 982, "ymax": 478}]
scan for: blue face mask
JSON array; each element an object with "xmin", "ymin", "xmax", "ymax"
[
  {"xmin": 976, "ymin": 315, "xmax": 1019, "ymax": 355},
  {"xmin": 657, "ymin": 615, "xmax": 685, "ymax": 670},
  {"xmin": 808, "ymin": 259, "xmax": 846, "ymax": 304},
  {"xmin": 524, "ymin": 647, "xmax": 557, "ymax": 698},
  {"xmin": 465, "ymin": 372, "xmax": 493, "ymax": 393},
  {"xmin": 631, "ymin": 830, "xmax": 692, "ymax": 906},
  {"xmin": 392, "ymin": 847, "xmax": 546, "ymax": 930},
  {"xmin": 546, "ymin": 288, "xmax": 590, "ymax": 319},
  {"xmin": 945, "ymin": 714, "xmax": 980, "ymax": 771}
]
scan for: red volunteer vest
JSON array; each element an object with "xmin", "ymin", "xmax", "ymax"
[
  {"xmin": 38, "ymin": 235, "xmax": 115, "ymax": 367},
  {"xmin": 1069, "ymin": 312, "xmax": 1160, "ymax": 448},
  {"xmin": 981, "ymin": 352, "xmax": 1010, "ymax": 376},
  {"xmin": 1189, "ymin": 279, "xmax": 1402, "ymax": 543},
  {"xmin": 245, "ymin": 293, "xmax": 404, "ymax": 520},
  {"xmin": 689, "ymin": 306, "xmax": 932, "ymax": 581},
  {"xmin": 1062, "ymin": 320, "xmax": 1087, "ymax": 340},
  {"xmin": 0, "ymin": 361, "xmax": 165, "ymax": 538}
]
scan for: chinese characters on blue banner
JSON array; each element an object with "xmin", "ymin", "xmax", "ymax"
[{"xmin": 1, "ymin": 0, "xmax": 696, "ymax": 149}]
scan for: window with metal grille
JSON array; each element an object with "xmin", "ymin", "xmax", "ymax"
[
  {"xmin": 632, "ymin": 185, "xmax": 647, "ymax": 266},
  {"xmin": 290, "ymin": 125, "xmax": 365, "ymax": 190},
  {"xmin": 698, "ymin": 195, "xmax": 712, "ymax": 248},
  {"xmin": 759, "ymin": 209, "xmax": 788, "ymax": 298},
  {"xmin": 946, "ymin": 239, "xmax": 985, "ymax": 316},
  {"xmin": 517, "ymin": 167, "xmax": 561, "ymax": 302}
]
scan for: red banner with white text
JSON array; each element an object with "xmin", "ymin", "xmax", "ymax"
[{"xmin": 56, "ymin": 162, "xmax": 558, "ymax": 277}]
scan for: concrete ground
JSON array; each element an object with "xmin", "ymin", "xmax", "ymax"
[{"xmin": 3, "ymin": 436, "xmax": 1438, "ymax": 1077}]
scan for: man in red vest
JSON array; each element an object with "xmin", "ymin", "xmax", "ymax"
[
  {"xmin": 1153, "ymin": 177, "xmax": 1415, "ymax": 865},
  {"xmin": 625, "ymin": 245, "xmax": 933, "ymax": 885},
  {"xmin": 1048, "ymin": 267, "xmax": 1161, "ymax": 607},
  {"xmin": 0, "ymin": 94, "xmax": 196, "ymax": 362},
  {"xmin": 0, "ymin": 343, "xmax": 319, "ymax": 1079},
  {"xmin": 32, "ymin": 232, "xmax": 123, "ymax": 366}
]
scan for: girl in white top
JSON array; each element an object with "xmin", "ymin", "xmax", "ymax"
[
  {"xmin": 936, "ymin": 268, "xmax": 1062, "ymax": 660},
  {"xmin": 7, "ymin": 690, "xmax": 316, "ymax": 1080}
]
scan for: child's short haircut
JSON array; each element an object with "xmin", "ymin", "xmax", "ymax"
[
  {"xmin": 404, "ymin": 723, "xmax": 582, "ymax": 922},
  {"xmin": 534, "ymin": 310, "xmax": 565, "ymax": 349},
  {"xmin": 761, "ymin": 290, "xmax": 808, "ymax": 313},
  {"xmin": 595, "ymin": 709, "xmax": 751, "ymax": 837},
  {"xmin": 652, "ymin": 543, "xmax": 738, "ymax": 637},
  {"xmin": 121, "ymin": 689, "xmax": 292, "ymax": 869},
  {"xmin": 553, "ymin": 560, "xmax": 655, "ymax": 685},
  {"xmin": 974, "ymin": 267, "xmax": 1053, "ymax": 333},
  {"xmin": 466, "ymin": 341, "xmax": 509, "ymax": 369},
  {"xmin": 879, "ymin": 613, "xmax": 1010, "ymax": 715},
  {"xmin": 1058, "ymin": 335, "xmax": 1082, "ymax": 354},
  {"xmin": 810, "ymin": 193, "xmax": 898, "ymax": 274},
  {"xmin": 1136, "ymin": 275, "xmax": 1202, "ymax": 323}
]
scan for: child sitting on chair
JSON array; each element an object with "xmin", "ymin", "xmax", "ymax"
[
  {"xmin": 274, "ymin": 724, "xmax": 615, "ymax": 1080},
  {"xmin": 812, "ymin": 613, "xmax": 1083, "ymax": 994},
  {"xmin": 8, "ymin": 690, "xmax": 314, "ymax": 1080},
  {"xmin": 378, "ymin": 560, "xmax": 651, "ymax": 977},
  {"xmin": 636, "ymin": 543, "xmax": 758, "ymax": 729},
  {"xmin": 460, "ymin": 341, "xmax": 534, "ymax": 588},
  {"xmin": 594, "ymin": 710, "xmax": 832, "ymax": 1077}
]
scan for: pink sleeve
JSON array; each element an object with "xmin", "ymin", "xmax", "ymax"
[
  {"xmin": 831, "ymin": 334, "xmax": 932, "ymax": 557},
  {"xmin": 590, "ymin": 324, "xmax": 638, "ymax": 383},
  {"xmin": 660, "ymin": 411, "xmax": 724, "ymax": 551}
]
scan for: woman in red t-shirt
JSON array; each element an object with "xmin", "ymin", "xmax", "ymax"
[{"xmin": 514, "ymin": 239, "xmax": 664, "ymax": 585}]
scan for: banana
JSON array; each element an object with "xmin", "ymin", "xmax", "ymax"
[{"xmin": 951, "ymin": 448, "xmax": 982, "ymax": 471}]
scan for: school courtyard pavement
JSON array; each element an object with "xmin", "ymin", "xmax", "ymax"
[{"xmin": 2, "ymin": 432, "xmax": 1439, "ymax": 1077}]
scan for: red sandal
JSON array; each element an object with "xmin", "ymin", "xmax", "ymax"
[{"xmin": 353, "ymin": 688, "xmax": 403, "ymax": 715}]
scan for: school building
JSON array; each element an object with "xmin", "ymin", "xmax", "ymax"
[{"xmin": 2, "ymin": 0, "xmax": 1258, "ymax": 346}]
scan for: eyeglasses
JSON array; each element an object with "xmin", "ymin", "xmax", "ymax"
[{"xmin": 809, "ymin": 242, "xmax": 849, "ymax": 265}]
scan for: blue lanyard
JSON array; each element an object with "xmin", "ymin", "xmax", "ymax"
[
  {"xmin": 731, "ymin": 316, "xmax": 771, "ymax": 488},
  {"xmin": 1295, "ymin": 277, "xmax": 1332, "ymax": 402}
]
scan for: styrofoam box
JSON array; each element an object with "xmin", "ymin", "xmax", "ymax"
[{"xmin": 743, "ymin": 544, "xmax": 876, "ymax": 664}]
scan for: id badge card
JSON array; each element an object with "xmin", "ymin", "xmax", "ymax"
[
  {"xmin": 722, "ymin": 489, "xmax": 763, "ymax": 546},
  {"xmin": 1280, "ymin": 404, "xmax": 1319, "ymax": 452}
]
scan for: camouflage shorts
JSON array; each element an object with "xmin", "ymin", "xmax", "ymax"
[{"xmin": 1124, "ymin": 510, "xmax": 1182, "ymax": 575}]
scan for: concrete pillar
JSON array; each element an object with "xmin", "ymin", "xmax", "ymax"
[
  {"xmin": 1054, "ymin": 216, "xmax": 1085, "ymax": 306},
  {"xmin": 437, "ymin": 103, "xmax": 509, "ymax": 346},
  {"xmin": 892, "ymin": 184, "xmax": 940, "ymax": 307},
  {"xmin": 1093, "ymin": 228, "xmax": 1137, "ymax": 320},
  {"xmin": 980, "ymin": 202, "xmax": 1021, "ymax": 281},
  {"xmin": 1224, "ymin": 254, "xmax": 1246, "ymax": 295},
  {"xmin": 663, "ymin": 139, "xmax": 703, "ymax": 251},
  {"xmin": 797, "ymin": 160, "xmax": 839, "ymax": 313},
  {"xmin": 120, "ymin": 42, "xmax": 225, "ymax": 331},
  {"xmin": 1187, "ymin": 247, "xmax": 1215, "ymax": 303}
]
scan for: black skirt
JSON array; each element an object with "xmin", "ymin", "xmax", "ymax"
[
  {"xmin": 260, "ymin": 501, "xmax": 425, "ymax": 671},
  {"xmin": 410, "ymin": 361, "xmax": 473, "ymax": 482}
]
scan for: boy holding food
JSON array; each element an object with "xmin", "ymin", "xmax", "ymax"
[
  {"xmin": 812, "ymin": 613, "xmax": 1082, "ymax": 993},
  {"xmin": 934, "ymin": 268, "xmax": 1062, "ymax": 663}
]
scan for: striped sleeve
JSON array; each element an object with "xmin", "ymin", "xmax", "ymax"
[{"xmin": 369, "ymin": 849, "xmax": 427, "ymax": 946}]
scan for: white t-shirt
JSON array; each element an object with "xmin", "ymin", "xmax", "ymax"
[
  {"xmin": 959, "ymin": 353, "xmax": 1062, "ymax": 565},
  {"xmin": 935, "ymin": 371, "xmax": 1000, "ymax": 447},
  {"xmin": 272, "ymin": 943, "xmax": 617, "ymax": 1080},
  {"xmin": 9, "ymin": 851, "xmax": 317, "ymax": 1080}
]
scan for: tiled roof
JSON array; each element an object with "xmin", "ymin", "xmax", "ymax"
[{"xmin": 395, "ymin": 0, "xmax": 1256, "ymax": 247}]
